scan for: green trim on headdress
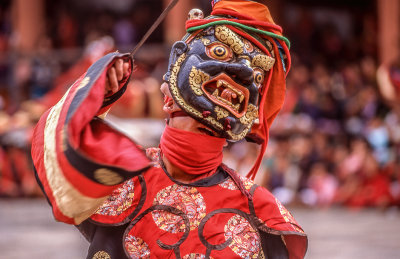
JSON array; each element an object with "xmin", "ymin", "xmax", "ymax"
[{"xmin": 186, "ymin": 20, "xmax": 290, "ymax": 49}]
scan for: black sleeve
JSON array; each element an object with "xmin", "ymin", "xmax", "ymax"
[
  {"xmin": 260, "ymin": 231, "xmax": 289, "ymax": 259},
  {"xmin": 76, "ymin": 220, "xmax": 131, "ymax": 259},
  {"xmin": 75, "ymin": 220, "xmax": 97, "ymax": 242}
]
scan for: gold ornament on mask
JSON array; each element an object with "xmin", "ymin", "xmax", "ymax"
[
  {"xmin": 227, "ymin": 125, "xmax": 252, "ymax": 141},
  {"xmin": 189, "ymin": 67, "xmax": 210, "ymax": 96},
  {"xmin": 252, "ymin": 55, "xmax": 275, "ymax": 71},
  {"xmin": 240, "ymin": 104, "xmax": 259, "ymax": 125},
  {"xmin": 215, "ymin": 25, "xmax": 244, "ymax": 54},
  {"xmin": 201, "ymin": 38, "xmax": 211, "ymax": 46},
  {"xmin": 215, "ymin": 106, "xmax": 229, "ymax": 120}
]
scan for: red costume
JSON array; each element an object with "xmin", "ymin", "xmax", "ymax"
[{"xmin": 32, "ymin": 1, "xmax": 308, "ymax": 258}]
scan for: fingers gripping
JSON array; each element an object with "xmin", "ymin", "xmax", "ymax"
[{"xmin": 105, "ymin": 57, "xmax": 132, "ymax": 95}]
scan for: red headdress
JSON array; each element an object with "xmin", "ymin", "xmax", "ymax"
[{"xmin": 185, "ymin": 0, "xmax": 291, "ymax": 180}]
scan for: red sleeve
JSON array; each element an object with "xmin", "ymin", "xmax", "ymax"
[
  {"xmin": 252, "ymin": 186, "xmax": 308, "ymax": 259},
  {"xmin": 31, "ymin": 52, "xmax": 151, "ymax": 225}
]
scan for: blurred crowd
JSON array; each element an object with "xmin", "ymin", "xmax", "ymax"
[
  {"xmin": 0, "ymin": 2, "xmax": 399, "ymax": 211},
  {"xmin": 255, "ymin": 55, "xmax": 399, "ymax": 210}
]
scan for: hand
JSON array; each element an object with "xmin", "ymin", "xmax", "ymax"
[{"xmin": 105, "ymin": 58, "xmax": 131, "ymax": 95}]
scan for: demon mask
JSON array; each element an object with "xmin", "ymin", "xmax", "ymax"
[{"xmin": 164, "ymin": 19, "xmax": 276, "ymax": 141}]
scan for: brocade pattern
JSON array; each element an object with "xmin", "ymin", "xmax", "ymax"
[
  {"xmin": 124, "ymin": 235, "xmax": 150, "ymax": 259},
  {"xmin": 152, "ymin": 184, "xmax": 206, "ymax": 233},
  {"xmin": 182, "ymin": 253, "xmax": 213, "ymax": 259},
  {"xmin": 275, "ymin": 197, "xmax": 304, "ymax": 233},
  {"xmin": 95, "ymin": 179, "xmax": 135, "ymax": 216},
  {"xmin": 224, "ymin": 215, "xmax": 261, "ymax": 258}
]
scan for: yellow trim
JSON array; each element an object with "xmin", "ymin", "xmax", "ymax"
[{"xmin": 43, "ymin": 85, "xmax": 107, "ymax": 224}]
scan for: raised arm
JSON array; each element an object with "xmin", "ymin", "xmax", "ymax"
[{"xmin": 31, "ymin": 53, "xmax": 151, "ymax": 225}]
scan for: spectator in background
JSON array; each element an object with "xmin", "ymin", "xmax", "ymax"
[
  {"xmin": 112, "ymin": 15, "xmax": 137, "ymax": 48},
  {"xmin": 30, "ymin": 36, "xmax": 60, "ymax": 99},
  {"xmin": 0, "ymin": 109, "xmax": 39, "ymax": 197},
  {"xmin": 302, "ymin": 162, "xmax": 338, "ymax": 208},
  {"xmin": 56, "ymin": 9, "xmax": 79, "ymax": 48}
]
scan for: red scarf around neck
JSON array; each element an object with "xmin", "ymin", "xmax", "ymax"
[{"xmin": 160, "ymin": 125, "xmax": 226, "ymax": 175}]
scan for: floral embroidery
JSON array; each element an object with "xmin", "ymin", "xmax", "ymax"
[
  {"xmin": 95, "ymin": 179, "xmax": 135, "ymax": 216},
  {"xmin": 239, "ymin": 175, "xmax": 256, "ymax": 190},
  {"xmin": 146, "ymin": 147, "xmax": 161, "ymax": 168},
  {"xmin": 224, "ymin": 215, "xmax": 261, "ymax": 258},
  {"xmin": 124, "ymin": 235, "xmax": 150, "ymax": 259},
  {"xmin": 152, "ymin": 184, "xmax": 206, "ymax": 233},
  {"xmin": 219, "ymin": 178, "xmax": 238, "ymax": 190},
  {"xmin": 219, "ymin": 175, "xmax": 255, "ymax": 191},
  {"xmin": 275, "ymin": 198, "xmax": 304, "ymax": 233},
  {"xmin": 182, "ymin": 253, "xmax": 213, "ymax": 259}
]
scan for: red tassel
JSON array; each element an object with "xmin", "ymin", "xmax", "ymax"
[{"xmin": 246, "ymin": 117, "xmax": 268, "ymax": 180}]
